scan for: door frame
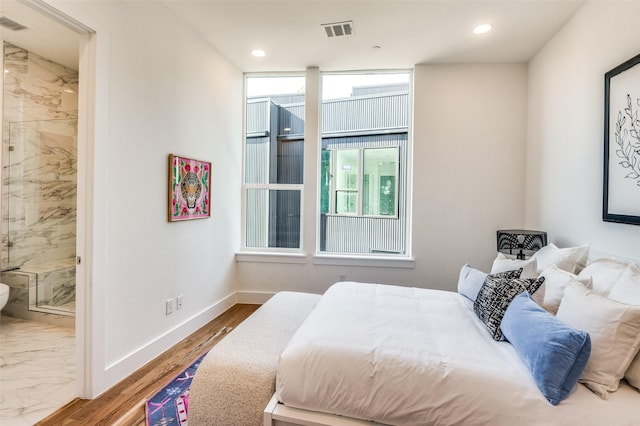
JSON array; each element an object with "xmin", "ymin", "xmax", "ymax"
[{"xmin": 20, "ymin": 0, "xmax": 97, "ymax": 399}]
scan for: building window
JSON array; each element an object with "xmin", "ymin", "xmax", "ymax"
[
  {"xmin": 243, "ymin": 76, "xmax": 305, "ymax": 250},
  {"xmin": 324, "ymin": 147, "xmax": 399, "ymax": 217},
  {"xmin": 334, "ymin": 149, "xmax": 359, "ymax": 214},
  {"xmin": 319, "ymin": 72, "xmax": 410, "ymax": 255},
  {"xmin": 363, "ymin": 147, "xmax": 398, "ymax": 216}
]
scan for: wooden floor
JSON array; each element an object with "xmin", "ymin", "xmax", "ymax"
[{"xmin": 36, "ymin": 303, "xmax": 260, "ymax": 426}]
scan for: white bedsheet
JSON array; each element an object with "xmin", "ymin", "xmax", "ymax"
[{"xmin": 276, "ymin": 281, "xmax": 640, "ymax": 426}]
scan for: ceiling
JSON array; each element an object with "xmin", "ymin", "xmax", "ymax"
[
  {"xmin": 0, "ymin": 1, "xmax": 586, "ymax": 73},
  {"xmin": 163, "ymin": 0, "xmax": 586, "ymax": 72},
  {"xmin": 0, "ymin": 0, "xmax": 79, "ymax": 70}
]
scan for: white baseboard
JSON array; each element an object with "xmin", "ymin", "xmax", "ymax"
[
  {"xmin": 103, "ymin": 292, "xmax": 238, "ymax": 392},
  {"xmin": 98, "ymin": 290, "xmax": 279, "ymax": 395}
]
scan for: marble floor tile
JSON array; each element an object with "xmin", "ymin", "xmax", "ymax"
[{"xmin": 0, "ymin": 315, "xmax": 75, "ymax": 425}]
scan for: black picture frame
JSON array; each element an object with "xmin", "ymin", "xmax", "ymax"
[{"xmin": 603, "ymin": 53, "xmax": 640, "ymax": 225}]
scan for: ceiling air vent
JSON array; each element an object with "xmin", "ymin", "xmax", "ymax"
[
  {"xmin": 322, "ymin": 21, "xmax": 354, "ymax": 38},
  {"xmin": 0, "ymin": 17, "xmax": 27, "ymax": 31}
]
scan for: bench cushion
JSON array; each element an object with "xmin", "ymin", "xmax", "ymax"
[{"xmin": 188, "ymin": 291, "xmax": 320, "ymax": 426}]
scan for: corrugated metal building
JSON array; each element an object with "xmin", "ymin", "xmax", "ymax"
[{"xmin": 245, "ymin": 84, "xmax": 409, "ymax": 254}]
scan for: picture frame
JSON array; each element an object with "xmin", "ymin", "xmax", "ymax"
[
  {"xmin": 603, "ymin": 53, "xmax": 640, "ymax": 225},
  {"xmin": 168, "ymin": 154, "xmax": 211, "ymax": 222}
]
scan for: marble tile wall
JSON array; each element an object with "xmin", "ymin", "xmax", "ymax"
[
  {"xmin": 2, "ymin": 42, "xmax": 78, "ymax": 270},
  {"xmin": 2, "ymin": 42, "xmax": 78, "ymax": 316}
]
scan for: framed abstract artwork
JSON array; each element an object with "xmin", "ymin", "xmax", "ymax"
[
  {"xmin": 603, "ymin": 53, "xmax": 640, "ymax": 225},
  {"xmin": 168, "ymin": 154, "xmax": 211, "ymax": 222}
]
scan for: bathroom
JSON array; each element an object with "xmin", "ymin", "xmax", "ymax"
[
  {"xmin": 1, "ymin": 40, "xmax": 78, "ymax": 325},
  {"xmin": 0, "ymin": 3, "xmax": 80, "ymax": 423}
]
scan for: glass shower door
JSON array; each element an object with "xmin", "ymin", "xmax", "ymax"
[{"xmin": 3, "ymin": 119, "xmax": 77, "ymax": 314}]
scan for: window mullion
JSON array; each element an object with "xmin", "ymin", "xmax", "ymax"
[
  {"xmin": 357, "ymin": 149, "xmax": 363, "ymax": 216},
  {"xmin": 330, "ymin": 150, "xmax": 336, "ymax": 214}
]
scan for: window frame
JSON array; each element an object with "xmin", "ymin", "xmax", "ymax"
[
  {"xmin": 332, "ymin": 148, "xmax": 360, "ymax": 216},
  {"xmin": 241, "ymin": 73, "xmax": 306, "ymax": 254},
  {"xmin": 239, "ymin": 69, "xmax": 414, "ymax": 265}
]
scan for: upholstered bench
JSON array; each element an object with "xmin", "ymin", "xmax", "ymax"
[{"xmin": 188, "ymin": 291, "xmax": 321, "ymax": 426}]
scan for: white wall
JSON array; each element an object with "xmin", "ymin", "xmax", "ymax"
[
  {"xmin": 47, "ymin": 1, "xmax": 242, "ymax": 396},
  {"xmin": 527, "ymin": 1, "xmax": 640, "ymax": 260},
  {"xmin": 237, "ymin": 64, "xmax": 528, "ymax": 294},
  {"xmin": 412, "ymin": 64, "xmax": 528, "ymax": 284}
]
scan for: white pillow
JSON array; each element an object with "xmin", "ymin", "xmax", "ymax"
[
  {"xmin": 626, "ymin": 352, "xmax": 640, "ymax": 391},
  {"xmin": 532, "ymin": 243, "xmax": 578, "ymax": 274},
  {"xmin": 559, "ymin": 244, "xmax": 590, "ymax": 274},
  {"xmin": 607, "ymin": 263, "xmax": 640, "ymax": 391},
  {"xmin": 555, "ymin": 283, "xmax": 640, "ymax": 399},
  {"xmin": 491, "ymin": 253, "xmax": 538, "ymax": 279},
  {"xmin": 530, "ymin": 280, "xmax": 545, "ymax": 307},
  {"xmin": 608, "ymin": 263, "xmax": 640, "ymax": 305},
  {"xmin": 539, "ymin": 265, "xmax": 592, "ymax": 315},
  {"xmin": 578, "ymin": 258, "xmax": 630, "ymax": 296}
]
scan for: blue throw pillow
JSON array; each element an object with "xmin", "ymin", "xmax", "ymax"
[
  {"xmin": 501, "ymin": 292, "xmax": 591, "ymax": 405},
  {"xmin": 458, "ymin": 264, "xmax": 488, "ymax": 301}
]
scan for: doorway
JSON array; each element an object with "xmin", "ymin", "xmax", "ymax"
[{"xmin": 0, "ymin": 0, "xmax": 95, "ymax": 422}]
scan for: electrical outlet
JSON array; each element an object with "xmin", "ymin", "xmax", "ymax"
[
  {"xmin": 166, "ymin": 298, "xmax": 174, "ymax": 315},
  {"xmin": 176, "ymin": 295, "xmax": 183, "ymax": 310}
]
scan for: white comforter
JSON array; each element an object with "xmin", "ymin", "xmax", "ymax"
[{"xmin": 275, "ymin": 281, "xmax": 640, "ymax": 426}]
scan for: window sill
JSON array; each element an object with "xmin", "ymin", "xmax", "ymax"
[
  {"xmin": 235, "ymin": 252, "xmax": 308, "ymax": 264},
  {"xmin": 313, "ymin": 254, "xmax": 415, "ymax": 269},
  {"xmin": 235, "ymin": 252, "xmax": 415, "ymax": 268}
]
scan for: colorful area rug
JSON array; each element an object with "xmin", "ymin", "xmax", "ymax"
[{"xmin": 145, "ymin": 351, "xmax": 208, "ymax": 426}]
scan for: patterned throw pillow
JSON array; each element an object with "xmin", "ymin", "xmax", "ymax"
[
  {"xmin": 458, "ymin": 266, "xmax": 523, "ymax": 302},
  {"xmin": 491, "ymin": 268, "xmax": 523, "ymax": 281},
  {"xmin": 474, "ymin": 275, "xmax": 546, "ymax": 341}
]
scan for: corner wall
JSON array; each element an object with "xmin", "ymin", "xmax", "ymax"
[
  {"xmin": 526, "ymin": 1, "xmax": 640, "ymax": 259},
  {"xmin": 46, "ymin": 0, "xmax": 243, "ymax": 396}
]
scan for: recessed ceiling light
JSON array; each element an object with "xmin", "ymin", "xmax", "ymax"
[
  {"xmin": 473, "ymin": 24, "xmax": 493, "ymax": 35},
  {"xmin": 251, "ymin": 49, "xmax": 266, "ymax": 57}
]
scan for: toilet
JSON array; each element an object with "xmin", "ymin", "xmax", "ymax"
[{"xmin": 0, "ymin": 283, "xmax": 9, "ymax": 312}]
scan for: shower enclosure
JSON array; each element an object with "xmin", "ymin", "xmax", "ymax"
[
  {"xmin": 2, "ymin": 119, "xmax": 77, "ymax": 314},
  {"xmin": 2, "ymin": 42, "xmax": 78, "ymax": 317}
]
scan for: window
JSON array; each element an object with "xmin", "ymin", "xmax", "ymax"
[
  {"xmin": 324, "ymin": 147, "xmax": 399, "ymax": 217},
  {"xmin": 243, "ymin": 76, "xmax": 305, "ymax": 250},
  {"xmin": 319, "ymin": 72, "xmax": 410, "ymax": 255},
  {"xmin": 334, "ymin": 149, "xmax": 358, "ymax": 214},
  {"xmin": 363, "ymin": 148, "xmax": 398, "ymax": 216},
  {"xmin": 242, "ymin": 71, "xmax": 412, "ymax": 259}
]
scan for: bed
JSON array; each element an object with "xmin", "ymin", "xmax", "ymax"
[
  {"xmin": 189, "ymin": 246, "xmax": 640, "ymax": 425},
  {"xmin": 269, "ymin": 247, "xmax": 640, "ymax": 426}
]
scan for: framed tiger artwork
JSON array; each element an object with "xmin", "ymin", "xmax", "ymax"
[{"xmin": 168, "ymin": 154, "xmax": 211, "ymax": 222}]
